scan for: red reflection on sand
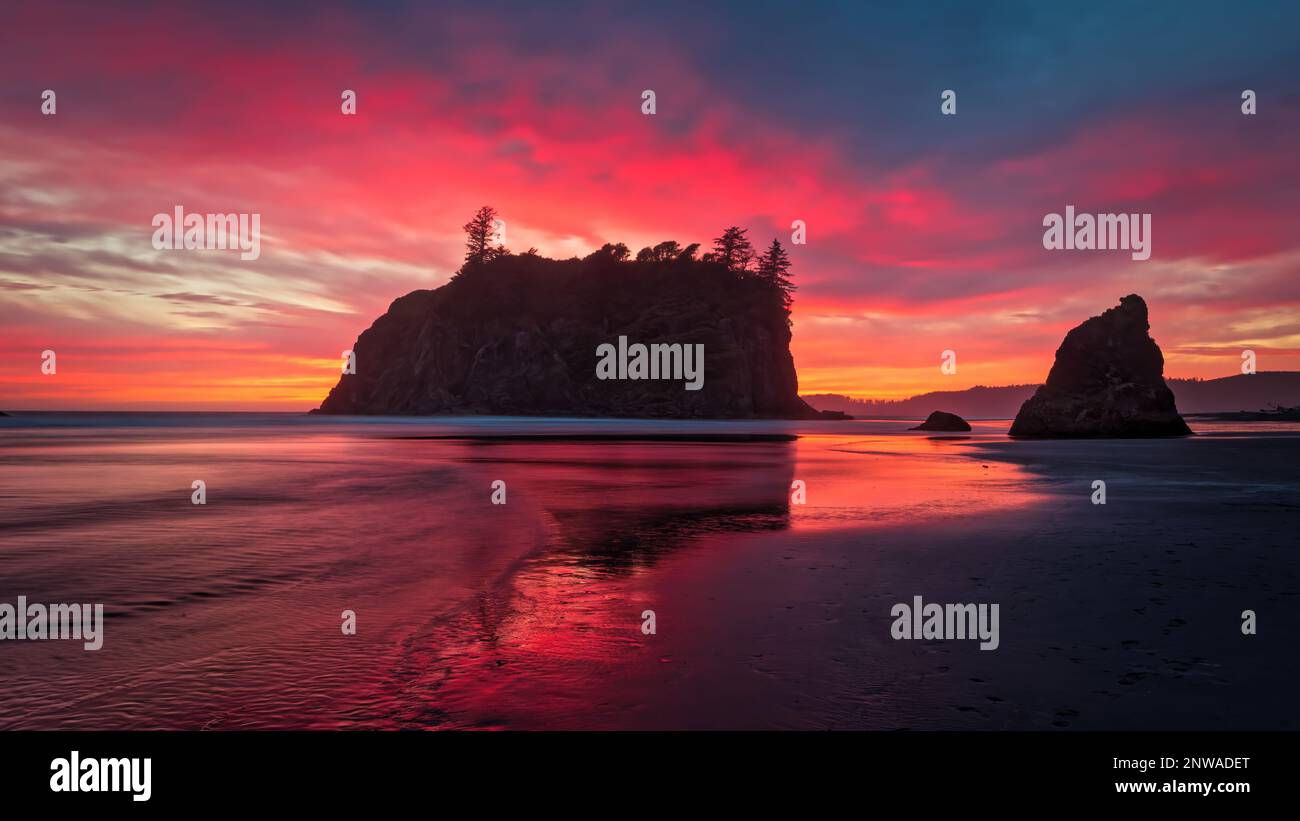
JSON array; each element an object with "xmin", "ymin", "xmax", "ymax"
[
  {"xmin": 394, "ymin": 432, "xmax": 1046, "ymax": 728},
  {"xmin": 0, "ymin": 421, "xmax": 1048, "ymax": 729}
]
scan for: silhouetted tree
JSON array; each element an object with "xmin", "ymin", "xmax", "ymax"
[
  {"xmin": 652, "ymin": 240, "xmax": 681, "ymax": 261},
  {"xmin": 711, "ymin": 226, "xmax": 755, "ymax": 273},
  {"xmin": 587, "ymin": 243, "xmax": 630, "ymax": 263},
  {"xmin": 676, "ymin": 243, "xmax": 700, "ymax": 262},
  {"xmin": 635, "ymin": 241, "xmax": 685, "ymax": 263},
  {"xmin": 756, "ymin": 238, "xmax": 796, "ymax": 310},
  {"xmin": 463, "ymin": 206, "xmax": 501, "ymax": 266}
]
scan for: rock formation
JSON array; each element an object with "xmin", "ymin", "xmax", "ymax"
[
  {"xmin": 1009, "ymin": 294, "xmax": 1191, "ymax": 437},
  {"xmin": 910, "ymin": 411, "xmax": 971, "ymax": 431},
  {"xmin": 315, "ymin": 248, "xmax": 840, "ymax": 419}
]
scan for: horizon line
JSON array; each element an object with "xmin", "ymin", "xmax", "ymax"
[{"xmin": 5, "ymin": 370, "xmax": 1298, "ymax": 414}]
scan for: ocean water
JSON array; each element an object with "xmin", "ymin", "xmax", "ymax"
[{"xmin": 1, "ymin": 413, "xmax": 1296, "ymax": 729}]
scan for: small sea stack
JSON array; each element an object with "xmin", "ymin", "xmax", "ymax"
[
  {"xmin": 1009, "ymin": 295, "xmax": 1191, "ymax": 438},
  {"xmin": 910, "ymin": 411, "xmax": 971, "ymax": 431}
]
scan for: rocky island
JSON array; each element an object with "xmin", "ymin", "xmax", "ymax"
[
  {"xmin": 317, "ymin": 221, "xmax": 839, "ymax": 419},
  {"xmin": 1009, "ymin": 294, "xmax": 1191, "ymax": 437},
  {"xmin": 910, "ymin": 411, "xmax": 971, "ymax": 431}
]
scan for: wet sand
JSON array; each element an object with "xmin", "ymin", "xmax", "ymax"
[
  {"xmin": 1, "ymin": 415, "xmax": 1295, "ymax": 729},
  {"xmin": 347, "ymin": 428, "xmax": 1299, "ymax": 730},
  {"xmin": 528, "ymin": 432, "xmax": 1298, "ymax": 729}
]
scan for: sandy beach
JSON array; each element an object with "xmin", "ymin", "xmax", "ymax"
[
  {"xmin": 597, "ymin": 433, "xmax": 1299, "ymax": 729},
  {"xmin": 405, "ymin": 426, "xmax": 1299, "ymax": 730},
  {"xmin": 0, "ymin": 414, "xmax": 1295, "ymax": 729}
]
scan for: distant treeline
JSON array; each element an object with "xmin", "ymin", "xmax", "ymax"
[
  {"xmin": 805, "ymin": 372, "xmax": 1300, "ymax": 418},
  {"xmin": 803, "ymin": 385, "xmax": 1038, "ymax": 418}
]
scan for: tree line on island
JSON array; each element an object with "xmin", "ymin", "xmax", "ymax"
[
  {"xmin": 460, "ymin": 205, "xmax": 797, "ymax": 316},
  {"xmin": 313, "ymin": 205, "xmax": 825, "ymax": 419}
]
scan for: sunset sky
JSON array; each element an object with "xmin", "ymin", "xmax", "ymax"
[{"xmin": 2, "ymin": 0, "xmax": 1299, "ymax": 410}]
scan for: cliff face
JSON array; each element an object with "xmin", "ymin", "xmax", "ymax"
[
  {"xmin": 316, "ymin": 250, "xmax": 826, "ymax": 418},
  {"xmin": 1009, "ymin": 294, "xmax": 1191, "ymax": 437}
]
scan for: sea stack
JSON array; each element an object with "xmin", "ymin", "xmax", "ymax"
[
  {"xmin": 316, "ymin": 249, "xmax": 836, "ymax": 419},
  {"xmin": 1009, "ymin": 295, "xmax": 1191, "ymax": 437},
  {"xmin": 910, "ymin": 411, "xmax": 971, "ymax": 431}
]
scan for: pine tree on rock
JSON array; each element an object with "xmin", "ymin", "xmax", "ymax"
[
  {"xmin": 711, "ymin": 226, "xmax": 755, "ymax": 273},
  {"xmin": 463, "ymin": 206, "xmax": 501, "ymax": 267},
  {"xmin": 756, "ymin": 238, "xmax": 796, "ymax": 311}
]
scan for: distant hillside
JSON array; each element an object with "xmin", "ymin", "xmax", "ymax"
[
  {"xmin": 804, "ymin": 372, "xmax": 1300, "ymax": 418},
  {"xmin": 804, "ymin": 385, "xmax": 1038, "ymax": 418},
  {"xmin": 1170, "ymin": 372, "xmax": 1300, "ymax": 413}
]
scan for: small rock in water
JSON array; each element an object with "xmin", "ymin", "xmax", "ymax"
[{"xmin": 910, "ymin": 411, "xmax": 971, "ymax": 431}]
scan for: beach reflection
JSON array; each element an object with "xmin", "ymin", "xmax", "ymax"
[
  {"xmin": 397, "ymin": 430, "xmax": 1045, "ymax": 728},
  {"xmin": 0, "ymin": 416, "xmax": 1044, "ymax": 729}
]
